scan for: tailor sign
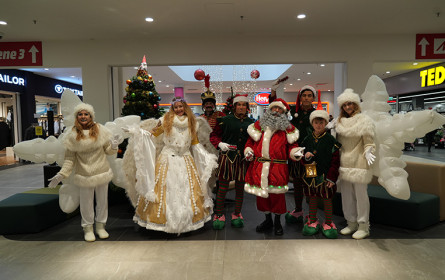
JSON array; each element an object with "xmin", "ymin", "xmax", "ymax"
[
  {"xmin": 0, "ymin": 41, "xmax": 43, "ymax": 66},
  {"xmin": 420, "ymin": 65, "xmax": 445, "ymax": 87},
  {"xmin": 416, "ymin": 34, "xmax": 445, "ymax": 59},
  {"xmin": 254, "ymin": 92, "xmax": 270, "ymax": 105}
]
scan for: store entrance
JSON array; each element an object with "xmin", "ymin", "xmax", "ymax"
[{"xmin": 0, "ymin": 90, "xmax": 20, "ymax": 166}]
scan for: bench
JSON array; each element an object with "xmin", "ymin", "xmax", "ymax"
[
  {"xmin": 333, "ymin": 184, "xmax": 440, "ymax": 230},
  {"xmin": 0, "ymin": 186, "xmax": 77, "ymax": 235}
]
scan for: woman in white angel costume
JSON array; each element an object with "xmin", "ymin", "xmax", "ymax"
[
  {"xmin": 48, "ymin": 103, "xmax": 120, "ymax": 242},
  {"xmin": 123, "ymin": 96, "xmax": 218, "ymax": 234},
  {"xmin": 335, "ymin": 89, "xmax": 376, "ymax": 240}
]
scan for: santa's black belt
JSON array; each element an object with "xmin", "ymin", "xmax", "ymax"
[{"xmin": 256, "ymin": 157, "xmax": 287, "ymax": 164}]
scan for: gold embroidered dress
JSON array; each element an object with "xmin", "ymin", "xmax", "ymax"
[{"xmin": 130, "ymin": 115, "xmax": 217, "ymax": 234}]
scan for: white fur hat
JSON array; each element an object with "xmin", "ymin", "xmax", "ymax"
[
  {"xmin": 310, "ymin": 109, "xmax": 329, "ymax": 123},
  {"xmin": 73, "ymin": 103, "xmax": 95, "ymax": 120},
  {"xmin": 337, "ymin": 88, "xmax": 361, "ymax": 108},
  {"xmin": 299, "ymin": 85, "xmax": 317, "ymax": 99}
]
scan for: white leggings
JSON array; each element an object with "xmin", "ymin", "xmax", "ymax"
[
  {"xmin": 339, "ymin": 180, "xmax": 369, "ymax": 224},
  {"xmin": 79, "ymin": 183, "xmax": 109, "ymax": 227}
]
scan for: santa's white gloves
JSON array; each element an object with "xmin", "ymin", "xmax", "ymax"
[
  {"xmin": 291, "ymin": 147, "xmax": 305, "ymax": 161},
  {"xmin": 48, "ymin": 173, "xmax": 64, "ymax": 188},
  {"xmin": 364, "ymin": 146, "xmax": 376, "ymax": 166},
  {"xmin": 218, "ymin": 142, "xmax": 230, "ymax": 152},
  {"xmin": 245, "ymin": 150, "xmax": 254, "ymax": 161},
  {"xmin": 110, "ymin": 134, "xmax": 123, "ymax": 150}
]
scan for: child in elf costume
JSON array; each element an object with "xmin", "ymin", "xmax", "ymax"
[{"xmin": 300, "ymin": 96, "xmax": 341, "ymax": 239}]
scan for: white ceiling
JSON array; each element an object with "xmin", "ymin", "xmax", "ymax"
[{"xmin": 2, "ymin": 0, "xmax": 444, "ymax": 92}]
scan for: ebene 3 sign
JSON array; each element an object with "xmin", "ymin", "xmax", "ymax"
[
  {"xmin": 420, "ymin": 65, "xmax": 445, "ymax": 87},
  {"xmin": 254, "ymin": 92, "xmax": 270, "ymax": 105}
]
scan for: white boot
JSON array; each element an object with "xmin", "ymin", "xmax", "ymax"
[
  {"xmin": 352, "ymin": 222, "xmax": 370, "ymax": 240},
  {"xmin": 95, "ymin": 223, "xmax": 109, "ymax": 239},
  {"xmin": 340, "ymin": 221, "xmax": 358, "ymax": 235},
  {"xmin": 83, "ymin": 225, "xmax": 96, "ymax": 242}
]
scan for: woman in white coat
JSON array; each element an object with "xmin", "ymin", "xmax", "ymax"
[
  {"xmin": 49, "ymin": 103, "xmax": 119, "ymax": 242},
  {"xmin": 335, "ymin": 89, "xmax": 376, "ymax": 239}
]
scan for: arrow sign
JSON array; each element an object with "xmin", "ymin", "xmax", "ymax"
[
  {"xmin": 0, "ymin": 41, "xmax": 43, "ymax": 66},
  {"xmin": 416, "ymin": 34, "xmax": 445, "ymax": 59},
  {"xmin": 418, "ymin": 37, "xmax": 429, "ymax": 57}
]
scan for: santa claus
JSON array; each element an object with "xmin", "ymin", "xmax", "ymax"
[{"xmin": 244, "ymin": 98, "xmax": 304, "ymax": 235}]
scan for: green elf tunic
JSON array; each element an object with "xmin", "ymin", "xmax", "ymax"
[
  {"xmin": 301, "ymin": 131, "xmax": 341, "ymax": 199},
  {"xmin": 212, "ymin": 113, "xmax": 254, "ymax": 181}
]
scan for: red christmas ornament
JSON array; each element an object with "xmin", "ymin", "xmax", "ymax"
[
  {"xmin": 154, "ymin": 104, "xmax": 158, "ymax": 109},
  {"xmin": 126, "ymin": 79, "xmax": 132, "ymax": 85},
  {"xmin": 194, "ymin": 69, "xmax": 205, "ymax": 80},
  {"xmin": 250, "ymin": 70, "xmax": 260, "ymax": 79},
  {"xmin": 144, "ymin": 79, "xmax": 148, "ymax": 83}
]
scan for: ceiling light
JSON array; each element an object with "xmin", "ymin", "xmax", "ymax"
[
  {"xmin": 297, "ymin": 78, "xmax": 301, "ymax": 81},
  {"xmin": 307, "ymin": 72, "xmax": 311, "ymax": 75},
  {"xmin": 44, "ymin": 68, "xmax": 49, "ymax": 71},
  {"xmin": 413, "ymin": 62, "xmax": 418, "ymax": 65},
  {"xmin": 145, "ymin": 17, "xmax": 154, "ymax": 22},
  {"xmin": 386, "ymin": 71, "xmax": 390, "ymax": 74},
  {"xmin": 70, "ymin": 76, "xmax": 75, "ymax": 78},
  {"xmin": 166, "ymin": 85, "xmax": 170, "ymax": 87},
  {"xmin": 320, "ymin": 64, "xmax": 325, "ymax": 67},
  {"xmin": 296, "ymin": 14, "xmax": 306, "ymax": 19},
  {"xmin": 0, "ymin": 21, "xmax": 7, "ymax": 25},
  {"xmin": 289, "ymin": 84, "xmax": 293, "ymax": 86},
  {"xmin": 158, "ymin": 80, "xmax": 162, "ymax": 83}
]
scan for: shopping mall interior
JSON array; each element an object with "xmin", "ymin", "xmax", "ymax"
[{"xmin": 1, "ymin": 1, "xmax": 445, "ymax": 279}]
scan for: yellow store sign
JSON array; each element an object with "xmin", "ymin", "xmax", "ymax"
[{"xmin": 420, "ymin": 66, "xmax": 445, "ymax": 87}]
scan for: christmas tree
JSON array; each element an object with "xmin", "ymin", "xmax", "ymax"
[
  {"xmin": 122, "ymin": 56, "xmax": 163, "ymax": 119},
  {"xmin": 222, "ymin": 87, "xmax": 235, "ymax": 115}
]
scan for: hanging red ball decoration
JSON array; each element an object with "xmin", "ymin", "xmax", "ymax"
[
  {"xmin": 126, "ymin": 79, "xmax": 132, "ymax": 85},
  {"xmin": 250, "ymin": 70, "xmax": 260, "ymax": 79},
  {"xmin": 154, "ymin": 104, "xmax": 158, "ymax": 109},
  {"xmin": 194, "ymin": 69, "xmax": 205, "ymax": 80}
]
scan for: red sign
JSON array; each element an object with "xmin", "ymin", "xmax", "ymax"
[
  {"xmin": 254, "ymin": 92, "xmax": 270, "ymax": 105},
  {"xmin": 0, "ymin": 41, "xmax": 43, "ymax": 66},
  {"xmin": 416, "ymin": 34, "xmax": 445, "ymax": 59}
]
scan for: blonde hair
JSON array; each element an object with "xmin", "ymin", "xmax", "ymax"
[
  {"xmin": 338, "ymin": 102, "xmax": 360, "ymax": 123},
  {"xmin": 163, "ymin": 100, "xmax": 197, "ymax": 137},
  {"xmin": 73, "ymin": 112, "xmax": 98, "ymax": 141}
]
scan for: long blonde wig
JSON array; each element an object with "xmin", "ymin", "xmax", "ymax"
[
  {"xmin": 73, "ymin": 112, "xmax": 99, "ymax": 141},
  {"xmin": 163, "ymin": 100, "xmax": 197, "ymax": 137},
  {"xmin": 338, "ymin": 102, "xmax": 360, "ymax": 123}
]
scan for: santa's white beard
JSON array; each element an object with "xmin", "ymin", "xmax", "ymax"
[{"xmin": 260, "ymin": 110, "xmax": 290, "ymax": 131}]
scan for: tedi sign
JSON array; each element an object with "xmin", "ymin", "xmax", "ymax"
[
  {"xmin": 0, "ymin": 73, "xmax": 25, "ymax": 86},
  {"xmin": 420, "ymin": 65, "xmax": 445, "ymax": 87}
]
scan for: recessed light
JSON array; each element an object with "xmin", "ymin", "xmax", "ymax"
[
  {"xmin": 145, "ymin": 17, "xmax": 154, "ymax": 22},
  {"xmin": 289, "ymin": 84, "xmax": 293, "ymax": 86},
  {"xmin": 307, "ymin": 72, "xmax": 311, "ymax": 75},
  {"xmin": 44, "ymin": 68, "xmax": 49, "ymax": 71},
  {"xmin": 158, "ymin": 80, "xmax": 162, "ymax": 83},
  {"xmin": 0, "ymin": 21, "xmax": 7, "ymax": 25},
  {"xmin": 386, "ymin": 71, "xmax": 390, "ymax": 74},
  {"xmin": 320, "ymin": 64, "xmax": 325, "ymax": 67},
  {"xmin": 296, "ymin": 14, "xmax": 306, "ymax": 19},
  {"xmin": 166, "ymin": 85, "xmax": 170, "ymax": 87},
  {"xmin": 413, "ymin": 62, "xmax": 418, "ymax": 65},
  {"xmin": 70, "ymin": 76, "xmax": 76, "ymax": 78},
  {"xmin": 297, "ymin": 78, "xmax": 301, "ymax": 81}
]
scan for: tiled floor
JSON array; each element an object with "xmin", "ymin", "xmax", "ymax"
[{"xmin": 1, "ymin": 146, "xmax": 445, "ymax": 279}]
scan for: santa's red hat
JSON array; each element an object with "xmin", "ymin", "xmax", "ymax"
[{"xmin": 269, "ymin": 98, "xmax": 290, "ymax": 113}]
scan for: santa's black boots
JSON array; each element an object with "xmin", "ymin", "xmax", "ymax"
[
  {"xmin": 274, "ymin": 214, "xmax": 283, "ymax": 235},
  {"xmin": 256, "ymin": 213, "xmax": 273, "ymax": 232}
]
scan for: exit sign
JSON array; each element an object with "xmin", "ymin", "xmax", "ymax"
[
  {"xmin": 416, "ymin": 34, "xmax": 445, "ymax": 59},
  {"xmin": 0, "ymin": 41, "xmax": 43, "ymax": 66}
]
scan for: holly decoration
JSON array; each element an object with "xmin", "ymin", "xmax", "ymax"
[{"xmin": 121, "ymin": 55, "xmax": 163, "ymax": 120}]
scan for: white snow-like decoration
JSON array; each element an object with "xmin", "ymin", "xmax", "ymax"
[{"xmin": 361, "ymin": 75, "xmax": 445, "ymax": 199}]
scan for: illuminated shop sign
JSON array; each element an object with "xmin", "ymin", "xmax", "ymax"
[
  {"xmin": 0, "ymin": 73, "xmax": 25, "ymax": 86},
  {"xmin": 254, "ymin": 92, "xmax": 270, "ymax": 105},
  {"xmin": 420, "ymin": 66, "xmax": 445, "ymax": 87},
  {"xmin": 54, "ymin": 84, "xmax": 83, "ymax": 96}
]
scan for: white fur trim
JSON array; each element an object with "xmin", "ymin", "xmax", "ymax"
[
  {"xmin": 244, "ymin": 183, "xmax": 288, "ymax": 198},
  {"xmin": 233, "ymin": 95, "xmax": 248, "ymax": 104},
  {"xmin": 337, "ymin": 88, "xmax": 361, "ymax": 108},
  {"xmin": 310, "ymin": 110, "xmax": 329, "ymax": 123},
  {"xmin": 336, "ymin": 114, "xmax": 375, "ymax": 138},
  {"xmin": 294, "ymin": 112, "xmax": 298, "ymax": 118},
  {"xmin": 339, "ymin": 167, "xmax": 373, "ymax": 184},
  {"xmin": 300, "ymin": 85, "xmax": 317, "ymax": 99},
  {"xmin": 74, "ymin": 103, "xmax": 95, "ymax": 119},
  {"xmin": 74, "ymin": 169, "xmax": 113, "ymax": 187},
  {"xmin": 247, "ymin": 123, "xmax": 262, "ymax": 142},
  {"xmin": 63, "ymin": 124, "xmax": 111, "ymax": 152},
  {"xmin": 269, "ymin": 101, "xmax": 287, "ymax": 112},
  {"xmin": 286, "ymin": 128, "xmax": 299, "ymax": 144}
]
